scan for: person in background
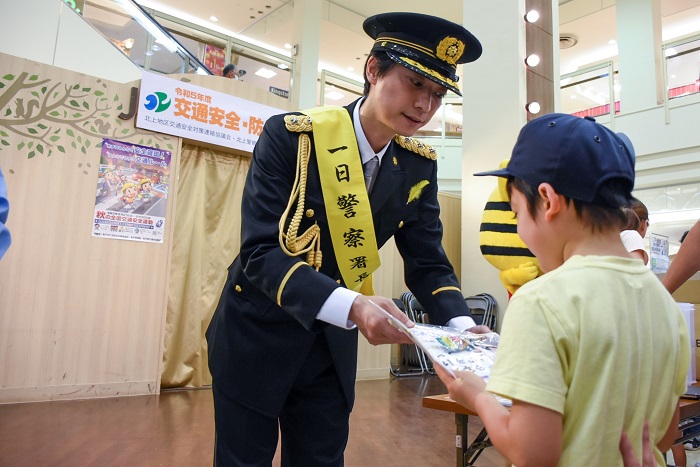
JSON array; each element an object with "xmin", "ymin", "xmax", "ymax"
[
  {"xmin": 0, "ymin": 165, "xmax": 10, "ymax": 260},
  {"xmin": 631, "ymin": 196, "xmax": 650, "ymax": 238},
  {"xmin": 663, "ymin": 220, "xmax": 700, "ymax": 295},
  {"xmin": 206, "ymin": 12, "xmax": 488, "ymax": 466},
  {"xmin": 437, "ymin": 113, "xmax": 689, "ymax": 466},
  {"xmin": 223, "ymin": 63, "xmax": 239, "ymax": 80},
  {"xmin": 666, "ymin": 220, "xmax": 700, "ymax": 462},
  {"xmin": 621, "ymin": 206, "xmax": 649, "ymax": 264},
  {"xmin": 625, "ymin": 223, "xmax": 700, "ymax": 467}
]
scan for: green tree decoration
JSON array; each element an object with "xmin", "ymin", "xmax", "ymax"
[{"xmin": 0, "ymin": 72, "xmax": 175, "ymax": 159}]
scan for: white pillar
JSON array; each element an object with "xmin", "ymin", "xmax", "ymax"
[
  {"xmin": 461, "ymin": 0, "xmax": 528, "ymax": 320},
  {"xmin": 291, "ymin": 0, "xmax": 322, "ymax": 110},
  {"xmin": 616, "ymin": 0, "xmax": 663, "ymax": 113}
]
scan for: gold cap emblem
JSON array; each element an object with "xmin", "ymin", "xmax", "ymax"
[{"xmin": 436, "ymin": 36, "xmax": 465, "ymax": 65}]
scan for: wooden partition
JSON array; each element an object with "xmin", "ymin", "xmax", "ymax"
[{"xmin": 0, "ymin": 54, "xmax": 180, "ymax": 402}]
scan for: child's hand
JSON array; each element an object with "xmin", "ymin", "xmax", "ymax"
[
  {"xmin": 620, "ymin": 422, "xmax": 654, "ymax": 467},
  {"xmin": 434, "ymin": 365, "xmax": 486, "ymax": 413}
]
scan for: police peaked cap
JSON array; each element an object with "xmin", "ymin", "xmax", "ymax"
[{"xmin": 363, "ymin": 12, "xmax": 482, "ymax": 96}]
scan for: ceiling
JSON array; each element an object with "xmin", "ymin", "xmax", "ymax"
[{"xmin": 132, "ymin": 0, "xmax": 700, "ymax": 82}]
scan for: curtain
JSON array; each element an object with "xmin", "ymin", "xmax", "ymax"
[{"xmin": 161, "ymin": 144, "xmax": 249, "ymax": 388}]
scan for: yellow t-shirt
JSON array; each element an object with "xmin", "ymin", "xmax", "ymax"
[{"xmin": 487, "ymin": 255, "xmax": 689, "ymax": 467}]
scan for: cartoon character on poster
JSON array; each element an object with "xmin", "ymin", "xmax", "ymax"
[
  {"xmin": 99, "ymin": 168, "xmax": 120, "ymax": 197},
  {"xmin": 120, "ymin": 182, "xmax": 138, "ymax": 210},
  {"xmin": 139, "ymin": 178, "xmax": 154, "ymax": 203}
]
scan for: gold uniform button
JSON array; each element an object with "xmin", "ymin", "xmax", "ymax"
[
  {"xmin": 305, "ymin": 209, "xmax": 314, "ymax": 218},
  {"xmin": 235, "ymin": 285, "xmax": 242, "ymax": 292},
  {"xmin": 398, "ymin": 221, "xmax": 404, "ymax": 228},
  {"xmin": 336, "ymin": 279, "xmax": 341, "ymax": 284}
]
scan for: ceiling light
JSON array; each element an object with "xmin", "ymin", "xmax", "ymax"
[
  {"xmin": 526, "ymin": 102, "xmax": 541, "ymax": 114},
  {"xmin": 277, "ymin": 63, "xmax": 289, "ymax": 70},
  {"xmin": 525, "ymin": 10, "xmax": 539, "ymax": 23},
  {"xmin": 665, "ymin": 47, "xmax": 678, "ymax": 57},
  {"xmin": 255, "ymin": 68, "xmax": 277, "ymax": 79},
  {"xmin": 284, "ymin": 43, "xmax": 292, "ymax": 49},
  {"xmin": 325, "ymin": 91, "xmax": 344, "ymax": 101},
  {"xmin": 525, "ymin": 54, "xmax": 540, "ymax": 67},
  {"xmin": 210, "ymin": 16, "xmax": 218, "ymax": 22}
]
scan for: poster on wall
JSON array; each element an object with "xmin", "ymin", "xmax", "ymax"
[
  {"xmin": 136, "ymin": 71, "xmax": 283, "ymax": 153},
  {"xmin": 649, "ymin": 232, "xmax": 670, "ymax": 273},
  {"xmin": 92, "ymin": 139, "xmax": 171, "ymax": 243},
  {"xmin": 204, "ymin": 44, "xmax": 226, "ymax": 76}
]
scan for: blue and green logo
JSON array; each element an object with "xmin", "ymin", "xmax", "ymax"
[{"xmin": 144, "ymin": 92, "xmax": 171, "ymax": 112}]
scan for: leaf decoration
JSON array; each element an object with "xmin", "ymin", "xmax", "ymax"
[{"xmin": 407, "ymin": 180, "xmax": 430, "ymax": 204}]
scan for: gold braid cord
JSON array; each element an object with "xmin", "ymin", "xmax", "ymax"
[
  {"xmin": 279, "ymin": 117, "xmax": 322, "ymax": 270},
  {"xmin": 284, "ymin": 114, "xmax": 313, "ymax": 132},
  {"xmin": 393, "ymin": 135, "xmax": 437, "ymax": 160}
]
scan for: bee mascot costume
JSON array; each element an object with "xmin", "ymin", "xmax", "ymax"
[{"xmin": 479, "ymin": 160, "xmax": 542, "ymax": 298}]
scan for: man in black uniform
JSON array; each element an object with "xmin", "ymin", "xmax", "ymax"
[{"xmin": 207, "ymin": 12, "xmax": 487, "ymax": 466}]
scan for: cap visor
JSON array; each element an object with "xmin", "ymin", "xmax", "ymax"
[
  {"xmin": 387, "ymin": 53, "xmax": 461, "ymax": 96},
  {"xmin": 473, "ymin": 168, "xmax": 510, "ymax": 178}
]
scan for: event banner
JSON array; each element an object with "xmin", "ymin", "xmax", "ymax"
[
  {"xmin": 92, "ymin": 139, "xmax": 171, "ymax": 243},
  {"xmin": 203, "ymin": 44, "xmax": 226, "ymax": 77},
  {"xmin": 136, "ymin": 71, "xmax": 283, "ymax": 152}
]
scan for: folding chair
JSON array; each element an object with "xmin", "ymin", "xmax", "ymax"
[
  {"xmin": 389, "ymin": 293, "xmax": 433, "ymax": 377},
  {"xmin": 465, "ymin": 293, "xmax": 498, "ymax": 331}
]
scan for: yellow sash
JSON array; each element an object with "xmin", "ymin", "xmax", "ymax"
[{"xmin": 303, "ymin": 106, "xmax": 380, "ymax": 294}]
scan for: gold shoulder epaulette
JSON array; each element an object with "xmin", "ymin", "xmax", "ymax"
[
  {"xmin": 284, "ymin": 114, "xmax": 313, "ymax": 132},
  {"xmin": 393, "ymin": 135, "xmax": 437, "ymax": 160}
]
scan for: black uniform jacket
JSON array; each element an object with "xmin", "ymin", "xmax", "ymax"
[{"xmin": 206, "ymin": 100, "xmax": 472, "ymax": 417}]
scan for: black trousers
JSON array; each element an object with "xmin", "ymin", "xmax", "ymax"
[{"xmin": 212, "ymin": 333, "xmax": 351, "ymax": 467}]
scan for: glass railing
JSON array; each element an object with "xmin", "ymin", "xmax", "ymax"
[
  {"xmin": 561, "ymin": 33, "xmax": 700, "ymax": 119},
  {"xmin": 560, "ymin": 61, "xmax": 618, "ymax": 120},
  {"xmin": 636, "ymin": 182, "xmax": 700, "ymax": 213},
  {"xmin": 664, "ymin": 35, "xmax": 700, "ymax": 101},
  {"xmin": 74, "ymin": 0, "xmax": 211, "ymax": 75},
  {"xmin": 145, "ymin": 8, "xmax": 294, "ymax": 100}
]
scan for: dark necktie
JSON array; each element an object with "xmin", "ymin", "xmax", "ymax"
[{"xmin": 364, "ymin": 156, "xmax": 379, "ymax": 193}]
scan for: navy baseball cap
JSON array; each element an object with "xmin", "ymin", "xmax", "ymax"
[
  {"xmin": 363, "ymin": 12, "xmax": 482, "ymax": 96},
  {"xmin": 474, "ymin": 113, "xmax": 636, "ymax": 206}
]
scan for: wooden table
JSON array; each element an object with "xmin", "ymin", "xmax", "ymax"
[
  {"xmin": 424, "ymin": 393, "xmax": 700, "ymax": 467},
  {"xmin": 423, "ymin": 394, "xmax": 490, "ymax": 467},
  {"xmin": 677, "ymin": 397, "xmax": 700, "ymax": 444}
]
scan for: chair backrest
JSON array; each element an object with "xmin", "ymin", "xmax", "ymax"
[
  {"xmin": 397, "ymin": 291, "xmax": 498, "ymax": 329},
  {"xmin": 465, "ymin": 293, "xmax": 497, "ymax": 330}
]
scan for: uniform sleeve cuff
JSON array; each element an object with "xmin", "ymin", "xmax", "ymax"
[{"xmin": 316, "ymin": 287, "xmax": 360, "ymax": 329}]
